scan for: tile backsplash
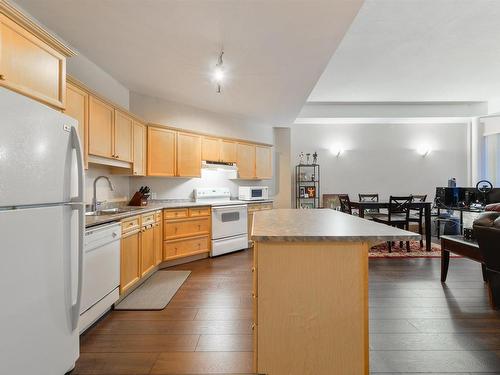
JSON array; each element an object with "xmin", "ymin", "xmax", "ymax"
[
  {"xmin": 129, "ymin": 169, "xmax": 272, "ymax": 200},
  {"xmin": 84, "ymin": 166, "xmax": 273, "ymax": 206}
]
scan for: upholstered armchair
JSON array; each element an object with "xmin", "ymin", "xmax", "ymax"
[{"xmin": 473, "ymin": 211, "xmax": 500, "ymax": 309}]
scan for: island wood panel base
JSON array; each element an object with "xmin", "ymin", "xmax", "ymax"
[{"xmin": 254, "ymin": 240, "xmax": 369, "ymax": 375}]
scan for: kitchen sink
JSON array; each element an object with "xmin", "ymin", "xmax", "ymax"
[{"xmin": 85, "ymin": 207, "xmax": 143, "ymax": 216}]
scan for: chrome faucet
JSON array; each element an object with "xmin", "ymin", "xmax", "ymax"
[{"xmin": 92, "ymin": 176, "xmax": 115, "ymax": 212}]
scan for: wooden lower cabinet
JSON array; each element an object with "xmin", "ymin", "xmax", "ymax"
[
  {"xmin": 163, "ymin": 217, "xmax": 210, "ymax": 240},
  {"xmin": 153, "ymin": 212, "xmax": 163, "ymax": 266},
  {"xmin": 120, "ymin": 210, "xmax": 162, "ymax": 294},
  {"xmin": 120, "ymin": 228, "xmax": 141, "ymax": 294},
  {"xmin": 248, "ymin": 202, "xmax": 273, "ymax": 245},
  {"xmin": 164, "ymin": 235, "xmax": 210, "ymax": 260},
  {"xmin": 140, "ymin": 224, "xmax": 155, "ymax": 276},
  {"xmin": 163, "ymin": 207, "xmax": 211, "ymax": 261},
  {"xmin": 253, "ymin": 240, "xmax": 369, "ymax": 374}
]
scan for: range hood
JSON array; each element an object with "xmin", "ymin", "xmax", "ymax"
[{"xmin": 202, "ymin": 160, "xmax": 238, "ymax": 171}]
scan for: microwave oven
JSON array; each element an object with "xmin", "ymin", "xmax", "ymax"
[{"xmin": 239, "ymin": 186, "xmax": 269, "ymax": 201}]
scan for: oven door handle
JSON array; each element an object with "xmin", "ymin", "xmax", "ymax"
[{"xmin": 212, "ymin": 205, "xmax": 248, "ymax": 212}]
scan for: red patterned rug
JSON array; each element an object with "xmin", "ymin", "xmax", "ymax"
[{"xmin": 369, "ymin": 241, "xmax": 460, "ymax": 258}]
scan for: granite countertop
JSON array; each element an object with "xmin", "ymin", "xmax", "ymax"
[
  {"xmin": 251, "ymin": 208, "xmax": 421, "ymax": 242},
  {"xmin": 85, "ymin": 199, "xmax": 274, "ymax": 228}
]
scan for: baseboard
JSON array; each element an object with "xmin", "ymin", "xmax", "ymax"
[{"xmin": 159, "ymin": 252, "xmax": 209, "ymax": 268}]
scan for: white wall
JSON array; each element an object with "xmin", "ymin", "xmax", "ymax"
[
  {"xmin": 130, "ymin": 92, "xmax": 273, "ymax": 144},
  {"xmin": 127, "ymin": 92, "xmax": 275, "ymax": 200},
  {"xmin": 68, "ymin": 54, "xmax": 130, "ymax": 109},
  {"xmin": 291, "ymin": 122, "xmax": 469, "ymax": 204},
  {"xmin": 273, "ymin": 127, "xmax": 292, "ymax": 208}
]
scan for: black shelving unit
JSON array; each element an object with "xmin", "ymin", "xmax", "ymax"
[{"xmin": 295, "ymin": 164, "xmax": 320, "ymax": 208}]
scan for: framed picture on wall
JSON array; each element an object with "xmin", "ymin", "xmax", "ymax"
[
  {"xmin": 306, "ymin": 186, "xmax": 316, "ymax": 198},
  {"xmin": 322, "ymin": 194, "xmax": 340, "ymax": 209}
]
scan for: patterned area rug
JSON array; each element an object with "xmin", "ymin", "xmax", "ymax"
[{"xmin": 369, "ymin": 241, "xmax": 460, "ymax": 258}]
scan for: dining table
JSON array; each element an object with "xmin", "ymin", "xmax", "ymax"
[{"xmin": 350, "ymin": 200, "xmax": 432, "ymax": 251}]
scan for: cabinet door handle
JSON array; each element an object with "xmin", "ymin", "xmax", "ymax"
[{"xmin": 0, "ymin": 74, "xmax": 5, "ymax": 80}]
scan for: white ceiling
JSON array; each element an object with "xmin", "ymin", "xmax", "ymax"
[
  {"xmin": 308, "ymin": 0, "xmax": 500, "ymax": 103},
  {"xmin": 14, "ymin": 0, "xmax": 363, "ymax": 124}
]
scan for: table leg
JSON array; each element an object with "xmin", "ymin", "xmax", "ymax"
[
  {"xmin": 359, "ymin": 206, "xmax": 365, "ymax": 218},
  {"xmin": 441, "ymin": 247, "xmax": 450, "ymax": 282},
  {"xmin": 425, "ymin": 204, "xmax": 431, "ymax": 251},
  {"xmin": 482, "ymin": 264, "xmax": 488, "ymax": 282},
  {"xmin": 460, "ymin": 210, "xmax": 464, "ymax": 235},
  {"xmin": 437, "ymin": 207, "xmax": 441, "ymax": 239}
]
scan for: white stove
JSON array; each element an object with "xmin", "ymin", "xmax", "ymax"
[{"xmin": 194, "ymin": 188, "xmax": 248, "ymax": 257}]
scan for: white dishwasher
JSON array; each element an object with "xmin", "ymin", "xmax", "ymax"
[{"xmin": 80, "ymin": 222, "xmax": 121, "ymax": 333}]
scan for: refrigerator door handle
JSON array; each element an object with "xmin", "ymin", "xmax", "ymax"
[
  {"xmin": 70, "ymin": 126, "xmax": 84, "ymax": 204},
  {"xmin": 66, "ymin": 202, "xmax": 84, "ymax": 331},
  {"xmin": 68, "ymin": 126, "xmax": 84, "ymax": 331}
]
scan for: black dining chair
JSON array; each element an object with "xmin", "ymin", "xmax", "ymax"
[
  {"xmin": 338, "ymin": 194, "xmax": 352, "ymax": 215},
  {"xmin": 373, "ymin": 195, "xmax": 413, "ymax": 252},
  {"xmin": 408, "ymin": 194, "xmax": 427, "ymax": 248},
  {"xmin": 358, "ymin": 193, "xmax": 385, "ymax": 220}
]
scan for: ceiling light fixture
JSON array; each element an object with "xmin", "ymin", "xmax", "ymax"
[{"xmin": 214, "ymin": 50, "xmax": 224, "ymax": 93}]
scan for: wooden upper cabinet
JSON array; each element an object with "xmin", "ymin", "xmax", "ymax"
[
  {"xmin": 220, "ymin": 140, "xmax": 237, "ymax": 163},
  {"xmin": 177, "ymin": 132, "xmax": 202, "ymax": 177},
  {"xmin": 133, "ymin": 121, "xmax": 146, "ymax": 176},
  {"xmin": 114, "ymin": 110, "xmax": 133, "ymax": 162},
  {"xmin": 89, "ymin": 96, "xmax": 114, "ymax": 158},
  {"xmin": 237, "ymin": 143, "xmax": 256, "ymax": 179},
  {"xmin": 148, "ymin": 127, "xmax": 176, "ymax": 176},
  {"xmin": 255, "ymin": 145, "xmax": 272, "ymax": 179},
  {"xmin": 65, "ymin": 82, "xmax": 89, "ymax": 169},
  {"xmin": 0, "ymin": 14, "xmax": 67, "ymax": 109},
  {"xmin": 202, "ymin": 136, "xmax": 220, "ymax": 162}
]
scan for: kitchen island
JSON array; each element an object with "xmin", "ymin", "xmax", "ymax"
[{"xmin": 251, "ymin": 209, "xmax": 420, "ymax": 375}]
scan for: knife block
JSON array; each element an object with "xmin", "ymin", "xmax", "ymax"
[{"xmin": 129, "ymin": 192, "xmax": 148, "ymax": 206}]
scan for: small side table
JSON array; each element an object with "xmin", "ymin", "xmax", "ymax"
[{"xmin": 440, "ymin": 235, "xmax": 487, "ymax": 282}]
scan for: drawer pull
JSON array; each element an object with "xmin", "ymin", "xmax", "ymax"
[
  {"xmin": 251, "ymin": 323, "xmax": 255, "ymax": 331},
  {"xmin": 251, "ymin": 267, "xmax": 255, "ymax": 272}
]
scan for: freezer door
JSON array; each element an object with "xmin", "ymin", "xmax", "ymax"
[
  {"xmin": 0, "ymin": 205, "xmax": 80, "ymax": 374},
  {"xmin": 0, "ymin": 87, "xmax": 80, "ymax": 207}
]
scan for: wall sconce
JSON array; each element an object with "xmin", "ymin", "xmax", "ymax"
[
  {"xmin": 416, "ymin": 145, "xmax": 431, "ymax": 157},
  {"xmin": 330, "ymin": 145, "xmax": 344, "ymax": 157}
]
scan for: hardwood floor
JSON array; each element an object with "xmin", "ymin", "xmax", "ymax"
[{"xmin": 74, "ymin": 249, "xmax": 500, "ymax": 374}]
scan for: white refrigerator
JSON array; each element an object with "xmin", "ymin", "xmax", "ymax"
[{"xmin": 0, "ymin": 87, "xmax": 84, "ymax": 374}]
